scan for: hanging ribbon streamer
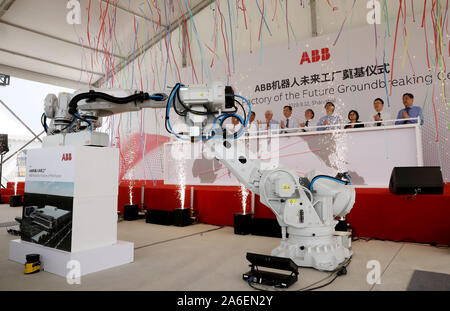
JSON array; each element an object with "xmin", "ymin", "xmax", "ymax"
[
  {"xmin": 227, "ymin": 0, "xmax": 236, "ymax": 73},
  {"xmin": 383, "ymin": 0, "xmax": 391, "ymax": 36},
  {"xmin": 373, "ymin": 1, "xmax": 378, "ymax": 66},
  {"xmin": 401, "ymin": 22, "xmax": 413, "ymax": 70},
  {"xmin": 382, "ymin": 49, "xmax": 391, "ymax": 107},
  {"xmin": 431, "ymin": 84, "xmax": 439, "ymax": 142},
  {"xmin": 183, "ymin": 0, "xmax": 211, "ymax": 81},
  {"xmin": 256, "ymin": 0, "xmax": 272, "ymax": 39},
  {"xmin": 390, "ymin": 0, "xmax": 403, "ymax": 95},
  {"xmin": 285, "ymin": 0, "xmax": 290, "ymax": 48},
  {"xmin": 217, "ymin": 3, "xmax": 231, "ymax": 82},
  {"xmin": 333, "ymin": 0, "xmax": 357, "ymax": 46}
]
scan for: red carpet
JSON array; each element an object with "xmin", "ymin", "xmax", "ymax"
[
  {"xmin": 346, "ymin": 185, "xmax": 450, "ymax": 245},
  {"xmin": 118, "ymin": 181, "xmax": 450, "ymax": 245}
]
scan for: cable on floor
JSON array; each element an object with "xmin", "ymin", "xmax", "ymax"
[{"xmin": 134, "ymin": 226, "xmax": 225, "ymax": 250}]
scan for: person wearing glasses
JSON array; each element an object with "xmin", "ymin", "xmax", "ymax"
[
  {"xmin": 280, "ymin": 105, "xmax": 299, "ymax": 134},
  {"xmin": 317, "ymin": 102, "xmax": 342, "ymax": 131},
  {"xmin": 344, "ymin": 110, "xmax": 365, "ymax": 129},
  {"xmin": 300, "ymin": 109, "xmax": 315, "ymax": 132},
  {"xmin": 257, "ymin": 110, "xmax": 279, "ymax": 133},
  {"xmin": 371, "ymin": 98, "xmax": 391, "ymax": 127},
  {"xmin": 394, "ymin": 93, "xmax": 424, "ymax": 125}
]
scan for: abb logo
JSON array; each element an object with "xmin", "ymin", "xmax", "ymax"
[
  {"xmin": 300, "ymin": 48, "xmax": 330, "ymax": 65},
  {"xmin": 62, "ymin": 153, "xmax": 72, "ymax": 161}
]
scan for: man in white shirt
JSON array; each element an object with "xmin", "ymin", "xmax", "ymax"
[
  {"xmin": 371, "ymin": 98, "xmax": 391, "ymax": 127},
  {"xmin": 317, "ymin": 102, "xmax": 342, "ymax": 131},
  {"xmin": 280, "ymin": 105, "xmax": 300, "ymax": 134},
  {"xmin": 257, "ymin": 110, "xmax": 279, "ymax": 134},
  {"xmin": 300, "ymin": 109, "xmax": 315, "ymax": 132}
]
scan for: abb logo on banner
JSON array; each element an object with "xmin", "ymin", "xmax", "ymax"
[
  {"xmin": 62, "ymin": 153, "xmax": 72, "ymax": 161},
  {"xmin": 300, "ymin": 48, "xmax": 331, "ymax": 65}
]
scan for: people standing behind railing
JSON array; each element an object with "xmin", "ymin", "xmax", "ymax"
[
  {"xmin": 257, "ymin": 110, "xmax": 279, "ymax": 133},
  {"xmin": 371, "ymin": 98, "xmax": 391, "ymax": 127},
  {"xmin": 395, "ymin": 93, "xmax": 424, "ymax": 125},
  {"xmin": 317, "ymin": 102, "xmax": 342, "ymax": 131},
  {"xmin": 300, "ymin": 109, "xmax": 315, "ymax": 132},
  {"xmin": 280, "ymin": 105, "xmax": 300, "ymax": 134},
  {"xmin": 344, "ymin": 110, "xmax": 365, "ymax": 129}
]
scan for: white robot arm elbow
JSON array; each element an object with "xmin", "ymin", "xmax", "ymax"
[{"xmin": 307, "ymin": 171, "xmax": 356, "ymax": 217}]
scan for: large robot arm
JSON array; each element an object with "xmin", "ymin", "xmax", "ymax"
[
  {"xmin": 43, "ymin": 88, "xmax": 167, "ymax": 135},
  {"xmin": 43, "ymin": 82, "xmax": 236, "ymax": 139},
  {"xmin": 71, "ymin": 88, "xmax": 169, "ymax": 115},
  {"xmin": 42, "ymin": 81, "xmax": 354, "ymax": 271}
]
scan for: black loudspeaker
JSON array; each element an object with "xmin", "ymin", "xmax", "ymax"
[
  {"xmin": 146, "ymin": 209, "xmax": 174, "ymax": 226},
  {"xmin": 123, "ymin": 204, "xmax": 139, "ymax": 221},
  {"xmin": 173, "ymin": 208, "xmax": 192, "ymax": 227},
  {"xmin": 389, "ymin": 167, "xmax": 444, "ymax": 195},
  {"xmin": 234, "ymin": 213, "xmax": 252, "ymax": 235},
  {"xmin": 10, "ymin": 195, "xmax": 22, "ymax": 207},
  {"xmin": 251, "ymin": 218, "xmax": 282, "ymax": 238}
]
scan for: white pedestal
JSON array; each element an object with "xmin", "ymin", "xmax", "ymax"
[
  {"xmin": 11, "ymin": 146, "xmax": 135, "ymax": 278},
  {"xmin": 9, "ymin": 239, "xmax": 134, "ymax": 277}
]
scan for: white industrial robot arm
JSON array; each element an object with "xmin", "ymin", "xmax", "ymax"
[
  {"xmin": 42, "ymin": 81, "xmax": 354, "ymax": 271},
  {"xmin": 43, "ymin": 81, "xmax": 235, "ymax": 138},
  {"xmin": 205, "ymin": 136, "xmax": 355, "ymax": 271}
]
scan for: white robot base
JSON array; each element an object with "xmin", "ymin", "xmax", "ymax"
[{"xmin": 270, "ymin": 227, "xmax": 352, "ymax": 271}]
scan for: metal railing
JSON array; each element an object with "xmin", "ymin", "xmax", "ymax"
[{"xmin": 242, "ymin": 117, "xmax": 422, "ymax": 137}]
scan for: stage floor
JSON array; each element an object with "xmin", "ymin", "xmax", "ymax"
[{"xmin": 0, "ymin": 203, "xmax": 449, "ymax": 291}]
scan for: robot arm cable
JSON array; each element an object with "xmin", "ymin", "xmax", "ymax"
[
  {"xmin": 309, "ymin": 175, "xmax": 351, "ymax": 191},
  {"xmin": 73, "ymin": 113, "xmax": 93, "ymax": 132},
  {"xmin": 165, "ymin": 84, "xmax": 188, "ymax": 141},
  {"xmin": 67, "ymin": 90, "xmax": 167, "ymax": 115},
  {"xmin": 41, "ymin": 113, "xmax": 48, "ymax": 133},
  {"xmin": 164, "ymin": 84, "xmax": 252, "ymax": 142}
]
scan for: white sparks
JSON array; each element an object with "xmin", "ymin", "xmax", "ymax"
[
  {"xmin": 175, "ymin": 142, "xmax": 188, "ymax": 209},
  {"xmin": 240, "ymin": 183, "xmax": 249, "ymax": 215}
]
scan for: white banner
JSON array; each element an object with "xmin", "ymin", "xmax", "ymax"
[
  {"xmin": 26, "ymin": 147, "xmax": 75, "ymax": 183},
  {"xmin": 25, "ymin": 147, "xmax": 75, "ymax": 196},
  {"xmin": 179, "ymin": 19, "xmax": 449, "ymax": 182},
  {"xmin": 119, "ymin": 18, "xmax": 449, "ymax": 183}
]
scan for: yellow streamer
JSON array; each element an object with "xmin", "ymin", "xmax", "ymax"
[{"xmin": 401, "ymin": 22, "xmax": 412, "ymax": 71}]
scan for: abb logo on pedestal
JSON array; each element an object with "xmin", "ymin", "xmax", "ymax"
[
  {"xmin": 62, "ymin": 153, "xmax": 72, "ymax": 161},
  {"xmin": 300, "ymin": 48, "xmax": 331, "ymax": 65}
]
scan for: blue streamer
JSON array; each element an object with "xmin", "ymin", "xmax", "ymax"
[
  {"xmin": 255, "ymin": 0, "xmax": 273, "ymax": 36},
  {"xmin": 227, "ymin": 0, "xmax": 236, "ymax": 73},
  {"xmin": 183, "ymin": 0, "xmax": 211, "ymax": 81},
  {"xmin": 382, "ymin": 49, "xmax": 390, "ymax": 107}
]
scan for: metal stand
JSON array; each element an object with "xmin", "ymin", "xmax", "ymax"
[{"xmin": 243, "ymin": 252, "xmax": 299, "ymax": 288}]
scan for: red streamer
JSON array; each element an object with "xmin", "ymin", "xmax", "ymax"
[{"xmin": 390, "ymin": 0, "xmax": 403, "ymax": 95}]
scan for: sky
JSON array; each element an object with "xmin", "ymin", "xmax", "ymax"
[{"xmin": 0, "ymin": 76, "xmax": 74, "ymax": 139}]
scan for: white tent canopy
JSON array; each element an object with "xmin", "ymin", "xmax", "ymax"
[{"xmin": 0, "ymin": 0, "xmax": 210, "ymax": 89}]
